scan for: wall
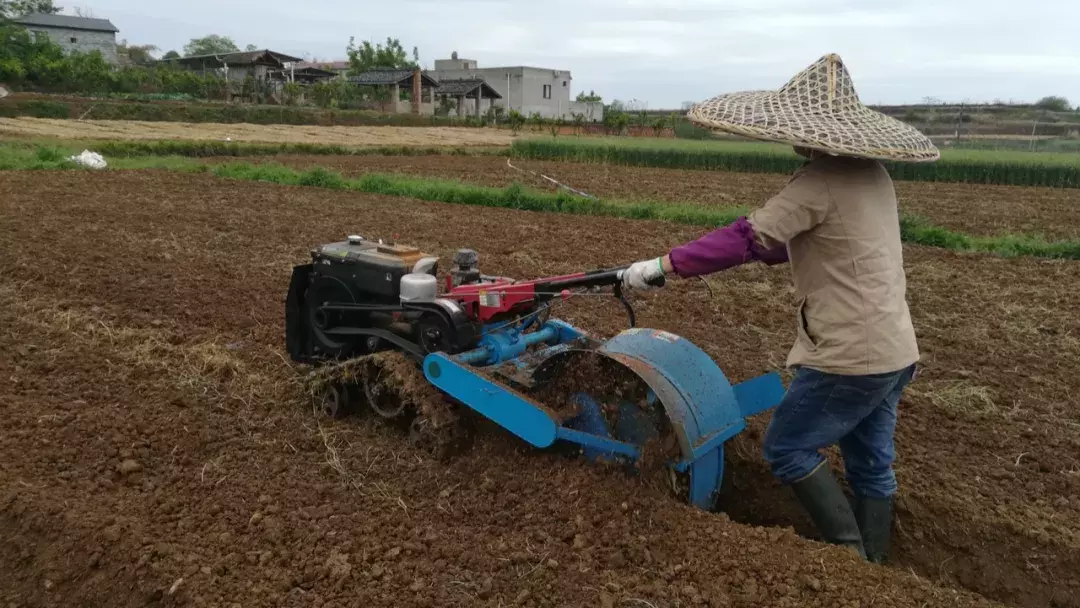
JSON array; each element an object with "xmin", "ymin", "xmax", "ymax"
[
  {"xmin": 184, "ymin": 65, "xmax": 270, "ymax": 85},
  {"xmin": 27, "ymin": 26, "xmax": 117, "ymax": 63},
  {"xmin": 517, "ymin": 67, "xmax": 572, "ymax": 119},
  {"xmin": 225, "ymin": 66, "xmax": 260, "ymax": 84},
  {"xmin": 433, "ymin": 58, "xmax": 478, "ymax": 71},
  {"xmin": 394, "ymin": 100, "xmax": 435, "ymax": 116},
  {"xmin": 430, "ymin": 67, "xmax": 519, "ymax": 111},
  {"xmin": 567, "ymin": 101, "xmax": 604, "ymax": 122},
  {"xmin": 441, "ymin": 96, "xmax": 497, "ymax": 118},
  {"xmin": 430, "ymin": 66, "xmax": 586, "ymax": 120}
]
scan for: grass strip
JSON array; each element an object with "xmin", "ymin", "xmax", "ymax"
[
  {"xmin": 205, "ymin": 163, "xmax": 1080, "ymax": 259},
  {"xmin": 0, "ymin": 143, "xmax": 75, "ymax": 170},
  {"xmin": 3, "ymin": 145, "xmax": 1078, "ymax": 260},
  {"xmin": 510, "ymin": 138, "xmax": 1080, "ymax": 188},
  {"xmin": 43, "ymin": 135, "xmax": 1080, "ymax": 189},
  {"xmin": 204, "ymin": 161, "xmax": 749, "ymax": 224}
]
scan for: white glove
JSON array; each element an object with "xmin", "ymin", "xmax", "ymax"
[{"xmin": 621, "ymin": 258, "xmax": 666, "ymax": 290}]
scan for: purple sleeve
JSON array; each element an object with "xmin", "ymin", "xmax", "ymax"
[{"xmin": 668, "ymin": 217, "xmax": 789, "ymax": 278}]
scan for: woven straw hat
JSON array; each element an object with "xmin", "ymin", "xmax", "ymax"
[{"xmin": 687, "ymin": 54, "xmax": 939, "ymax": 162}]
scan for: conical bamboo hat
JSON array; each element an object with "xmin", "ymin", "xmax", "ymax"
[{"xmin": 687, "ymin": 54, "xmax": 939, "ymax": 162}]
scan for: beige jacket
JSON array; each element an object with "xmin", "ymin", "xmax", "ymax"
[{"xmin": 748, "ymin": 155, "xmax": 918, "ymax": 375}]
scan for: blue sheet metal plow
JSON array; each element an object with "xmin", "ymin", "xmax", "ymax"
[{"xmin": 424, "ymin": 322, "xmax": 785, "ymax": 511}]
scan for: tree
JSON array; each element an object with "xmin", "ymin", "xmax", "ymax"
[
  {"xmin": 245, "ymin": 44, "xmax": 258, "ymax": 52},
  {"xmin": 183, "ymin": 35, "xmax": 240, "ymax": 57},
  {"xmin": 117, "ymin": 39, "xmax": 159, "ymax": 65},
  {"xmin": 528, "ymin": 111, "xmax": 545, "ymax": 132},
  {"xmin": 651, "ymin": 115, "xmax": 668, "ymax": 137},
  {"xmin": 1, "ymin": 0, "xmax": 59, "ymax": 18},
  {"xmin": 575, "ymin": 90, "xmax": 601, "ymax": 103},
  {"xmin": 506, "ymin": 110, "xmax": 526, "ymax": 134},
  {"xmin": 1035, "ymin": 96, "xmax": 1070, "ymax": 112},
  {"xmin": 346, "ymin": 36, "xmax": 417, "ymax": 73},
  {"xmin": 603, "ymin": 106, "xmax": 629, "ymax": 136},
  {"xmin": 571, "ymin": 112, "xmax": 585, "ymax": 134},
  {"xmin": 549, "ymin": 117, "xmax": 564, "ymax": 138},
  {"xmin": 161, "ymin": 50, "xmax": 180, "ymax": 60}
]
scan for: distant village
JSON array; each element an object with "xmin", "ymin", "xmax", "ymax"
[{"xmin": 11, "ymin": 12, "xmax": 604, "ymax": 121}]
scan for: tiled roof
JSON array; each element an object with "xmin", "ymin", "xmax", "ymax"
[
  {"xmin": 171, "ymin": 50, "xmax": 303, "ymax": 67},
  {"xmin": 15, "ymin": 13, "xmax": 118, "ymax": 32},
  {"xmin": 435, "ymin": 79, "xmax": 501, "ymax": 99},
  {"xmin": 347, "ymin": 69, "xmax": 439, "ymax": 87}
]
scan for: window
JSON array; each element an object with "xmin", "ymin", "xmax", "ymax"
[
  {"xmin": 562, "ymin": 81, "xmax": 567, "ymax": 87},
  {"xmin": 542, "ymin": 84, "xmax": 551, "ymax": 99},
  {"xmin": 70, "ymin": 36, "xmax": 78, "ymax": 43}
]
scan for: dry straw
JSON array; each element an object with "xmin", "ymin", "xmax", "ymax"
[{"xmin": 688, "ymin": 54, "xmax": 940, "ymax": 163}]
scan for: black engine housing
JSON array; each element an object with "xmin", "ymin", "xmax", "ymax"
[
  {"xmin": 310, "ymin": 238, "xmax": 427, "ymax": 302},
  {"xmin": 286, "ymin": 237, "xmax": 477, "ymax": 364}
]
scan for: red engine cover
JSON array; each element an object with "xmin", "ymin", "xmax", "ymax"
[{"xmin": 445, "ymin": 272, "xmax": 586, "ymax": 323}]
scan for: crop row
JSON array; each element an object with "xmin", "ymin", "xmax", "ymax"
[
  {"xmin": 510, "ymin": 138, "xmax": 1080, "ymax": 188},
  {"xmin": 39, "ymin": 137, "xmax": 1080, "ymax": 189}
]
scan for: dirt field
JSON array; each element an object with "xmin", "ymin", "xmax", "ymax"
[
  {"xmin": 2, "ymin": 170, "xmax": 1078, "ymax": 607},
  {"xmin": 0, "ymin": 117, "xmax": 515, "ymax": 147},
  {"xmin": 257, "ymin": 154, "xmax": 1080, "ymax": 240}
]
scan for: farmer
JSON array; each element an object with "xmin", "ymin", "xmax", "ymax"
[{"xmin": 621, "ymin": 54, "xmax": 938, "ymax": 563}]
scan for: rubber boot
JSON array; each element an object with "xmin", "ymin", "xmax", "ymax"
[
  {"xmin": 853, "ymin": 494, "xmax": 893, "ymax": 564},
  {"xmin": 791, "ymin": 463, "xmax": 866, "ymax": 559}
]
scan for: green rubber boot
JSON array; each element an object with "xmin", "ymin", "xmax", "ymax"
[
  {"xmin": 791, "ymin": 463, "xmax": 866, "ymax": 559},
  {"xmin": 853, "ymin": 494, "xmax": 894, "ymax": 564}
]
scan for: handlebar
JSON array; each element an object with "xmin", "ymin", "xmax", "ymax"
[
  {"xmin": 538, "ymin": 266, "xmax": 666, "ymax": 292},
  {"xmin": 528, "ymin": 265, "xmax": 664, "ymax": 330}
]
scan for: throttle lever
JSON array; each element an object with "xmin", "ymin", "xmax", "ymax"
[{"xmin": 612, "ymin": 283, "xmax": 637, "ymax": 328}]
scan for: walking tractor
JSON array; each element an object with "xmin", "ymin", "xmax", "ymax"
[{"xmin": 285, "ymin": 234, "xmax": 785, "ymax": 511}]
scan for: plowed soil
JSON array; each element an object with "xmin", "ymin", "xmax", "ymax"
[
  {"xmin": 258, "ymin": 154, "xmax": 1080, "ymax": 240},
  {"xmin": 2, "ymin": 170, "xmax": 1078, "ymax": 607}
]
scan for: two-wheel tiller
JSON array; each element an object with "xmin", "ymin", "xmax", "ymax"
[{"xmin": 285, "ymin": 235, "xmax": 783, "ymax": 511}]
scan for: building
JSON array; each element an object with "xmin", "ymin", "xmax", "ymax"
[
  {"xmin": 347, "ymin": 68, "xmax": 439, "ymax": 115},
  {"xmin": 169, "ymin": 49, "xmax": 303, "ymax": 86},
  {"xmin": 433, "ymin": 79, "xmax": 502, "ymax": 117},
  {"xmin": 290, "ymin": 66, "xmax": 339, "ymax": 84},
  {"xmin": 294, "ymin": 60, "xmax": 351, "ymax": 79},
  {"xmin": 430, "ymin": 53, "xmax": 601, "ymax": 121},
  {"xmin": 15, "ymin": 13, "xmax": 120, "ymax": 63}
]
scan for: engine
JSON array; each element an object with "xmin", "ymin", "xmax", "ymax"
[
  {"xmin": 286, "ymin": 235, "xmax": 478, "ymax": 363},
  {"xmin": 286, "ymin": 234, "xmax": 654, "ymax": 366},
  {"xmin": 310, "ymin": 235, "xmax": 439, "ymax": 302}
]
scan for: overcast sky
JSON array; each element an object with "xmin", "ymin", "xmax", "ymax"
[{"xmin": 73, "ymin": 0, "xmax": 1079, "ymax": 109}]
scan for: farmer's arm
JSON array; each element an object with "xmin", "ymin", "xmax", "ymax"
[{"xmin": 663, "ymin": 169, "xmax": 831, "ymax": 278}]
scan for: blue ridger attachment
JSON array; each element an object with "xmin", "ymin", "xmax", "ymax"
[{"xmin": 424, "ymin": 321, "xmax": 784, "ymax": 512}]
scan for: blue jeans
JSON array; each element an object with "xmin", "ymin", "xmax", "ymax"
[{"xmin": 762, "ymin": 364, "xmax": 916, "ymax": 499}]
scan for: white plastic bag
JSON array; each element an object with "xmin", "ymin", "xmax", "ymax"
[{"xmin": 68, "ymin": 150, "xmax": 107, "ymax": 169}]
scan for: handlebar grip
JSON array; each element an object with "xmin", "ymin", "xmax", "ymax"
[{"xmin": 646, "ymin": 274, "xmax": 666, "ymax": 287}]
